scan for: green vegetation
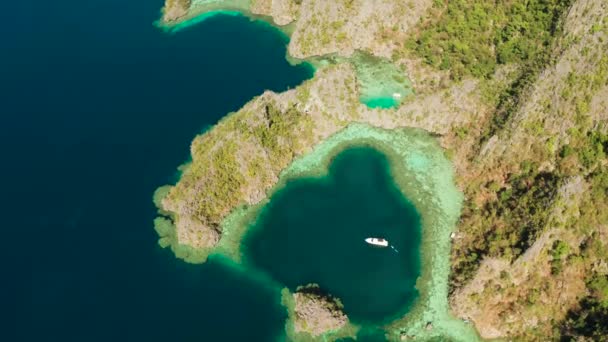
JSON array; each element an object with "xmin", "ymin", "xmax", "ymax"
[
  {"xmin": 282, "ymin": 284, "xmax": 356, "ymax": 342},
  {"xmin": 561, "ymin": 275, "xmax": 608, "ymax": 340},
  {"xmin": 453, "ymin": 126, "xmax": 608, "ymax": 289},
  {"xmin": 408, "ymin": 0, "xmax": 573, "ymax": 80},
  {"xmin": 448, "ymin": 9, "xmax": 608, "ymax": 327},
  {"xmin": 549, "ymin": 240, "xmax": 570, "ymax": 275},
  {"xmin": 556, "ymin": 157, "xmax": 608, "ymax": 339},
  {"xmin": 452, "ymin": 164, "xmax": 561, "ymax": 287},
  {"xmin": 558, "ymin": 130, "xmax": 608, "ymax": 176},
  {"xmin": 407, "ymin": 0, "xmax": 578, "ymax": 146},
  {"xmin": 588, "ymin": 275, "xmax": 608, "ymax": 307},
  {"xmin": 162, "ymin": 94, "xmax": 317, "ymax": 242},
  {"xmin": 565, "ymin": 131, "xmax": 608, "ymax": 169},
  {"xmin": 252, "ymin": 102, "xmax": 314, "ymax": 167},
  {"xmin": 295, "ymin": 283, "xmax": 345, "ymax": 311},
  {"xmin": 166, "ymin": 116, "xmax": 249, "ymax": 226}
]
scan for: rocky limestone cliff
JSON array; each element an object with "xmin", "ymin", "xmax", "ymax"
[
  {"xmin": 292, "ymin": 284, "xmax": 348, "ymax": 337},
  {"xmin": 250, "ymin": 0, "xmax": 300, "ymax": 26},
  {"xmin": 285, "ymin": 0, "xmax": 432, "ymax": 59},
  {"xmin": 162, "ymin": 0, "xmax": 191, "ymax": 22},
  {"xmin": 449, "ymin": 0, "xmax": 608, "ymax": 338},
  {"xmin": 162, "ymin": 0, "xmax": 433, "ymax": 59}
]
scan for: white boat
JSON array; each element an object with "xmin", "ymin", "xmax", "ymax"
[
  {"xmin": 365, "ymin": 237, "xmax": 389, "ymax": 247},
  {"xmin": 392, "ymin": 92, "xmax": 402, "ymax": 99}
]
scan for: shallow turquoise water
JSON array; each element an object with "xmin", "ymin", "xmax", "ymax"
[
  {"xmin": 244, "ymin": 147, "xmax": 422, "ymax": 324},
  {"xmin": 338, "ymin": 327, "xmax": 388, "ymax": 341},
  {"xmin": 363, "ymin": 97, "xmax": 399, "ymax": 109},
  {"xmin": 351, "ymin": 53, "xmax": 412, "ymax": 109}
]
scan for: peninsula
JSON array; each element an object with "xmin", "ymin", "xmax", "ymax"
[{"xmin": 154, "ymin": 0, "xmax": 608, "ymax": 340}]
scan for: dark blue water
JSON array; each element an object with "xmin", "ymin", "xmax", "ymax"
[
  {"xmin": 2, "ymin": 1, "xmax": 312, "ymax": 341},
  {"xmin": 244, "ymin": 147, "xmax": 421, "ymax": 324}
]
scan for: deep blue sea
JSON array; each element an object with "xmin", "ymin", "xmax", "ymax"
[{"xmin": 2, "ymin": 0, "xmax": 312, "ymax": 341}]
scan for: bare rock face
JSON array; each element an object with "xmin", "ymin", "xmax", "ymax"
[
  {"xmin": 250, "ymin": 0, "xmax": 301, "ymax": 26},
  {"xmin": 448, "ymin": 0, "xmax": 608, "ymax": 338},
  {"xmin": 287, "ymin": 0, "xmax": 433, "ymax": 59},
  {"xmin": 162, "ymin": 0, "xmax": 191, "ymax": 22},
  {"xmin": 293, "ymin": 284, "xmax": 348, "ymax": 337}
]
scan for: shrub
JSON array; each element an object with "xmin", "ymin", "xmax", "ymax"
[{"xmin": 408, "ymin": 0, "xmax": 573, "ymax": 80}]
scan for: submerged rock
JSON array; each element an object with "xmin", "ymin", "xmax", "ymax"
[{"xmin": 293, "ymin": 284, "xmax": 348, "ymax": 337}]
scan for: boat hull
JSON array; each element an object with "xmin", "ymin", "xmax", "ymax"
[{"xmin": 365, "ymin": 237, "xmax": 389, "ymax": 247}]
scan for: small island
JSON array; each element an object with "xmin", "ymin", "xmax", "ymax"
[{"xmin": 288, "ymin": 284, "xmax": 349, "ymax": 338}]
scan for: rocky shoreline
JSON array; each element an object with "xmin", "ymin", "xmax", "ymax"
[{"xmin": 291, "ymin": 284, "xmax": 348, "ymax": 337}]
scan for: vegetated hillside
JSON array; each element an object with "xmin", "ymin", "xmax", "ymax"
[
  {"xmin": 419, "ymin": 0, "xmax": 608, "ymax": 339},
  {"xmin": 157, "ymin": 64, "xmax": 360, "ymax": 258},
  {"xmin": 250, "ymin": 0, "xmax": 300, "ymax": 26},
  {"xmin": 405, "ymin": 0, "xmax": 574, "ymax": 81}
]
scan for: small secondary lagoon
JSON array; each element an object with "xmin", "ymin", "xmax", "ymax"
[{"xmin": 243, "ymin": 147, "xmax": 422, "ymax": 324}]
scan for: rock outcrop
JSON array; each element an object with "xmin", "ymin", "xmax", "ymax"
[
  {"xmin": 292, "ymin": 284, "xmax": 348, "ymax": 337},
  {"xmin": 162, "ymin": 0, "xmax": 191, "ymax": 22},
  {"xmin": 250, "ymin": 0, "xmax": 300, "ymax": 26}
]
